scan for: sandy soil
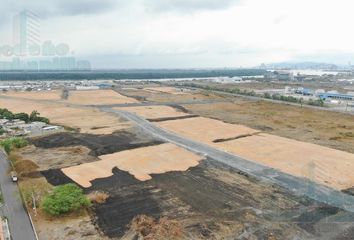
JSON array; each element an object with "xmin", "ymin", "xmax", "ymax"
[
  {"xmin": 65, "ymin": 90, "xmax": 138, "ymax": 105},
  {"xmin": 62, "ymin": 143, "xmax": 204, "ymax": 188},
  {"xmin": 0, "ymin": 98, "xmax": 131, "ymax": 134},
  {"xmin": 144, "ymin": 87, "xmax": 187, "ymax": 95},
  {"xmin": 156, "ymin": 117, "xmax": 354, "ymax": 191},
  {"xmin": 114, "ymin": 106, "xmax": 190, "ymax": 120},
  {"xmin": 156, "ymin": 117, "xmax": 260, "ymax": 143}
]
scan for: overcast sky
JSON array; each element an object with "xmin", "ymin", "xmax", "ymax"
[{"xmin": 1, "ymin": 0, "xmax": 354, "ymax": 68}]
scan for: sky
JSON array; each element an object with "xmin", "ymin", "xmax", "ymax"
[{"xmin": 1, "ymin": 0, "xmax": 354, "ymax": 68}]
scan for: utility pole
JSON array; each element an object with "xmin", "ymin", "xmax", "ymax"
[{"xmin": 32, "ymin": 192, "xmax": 37, "ymax": 217}]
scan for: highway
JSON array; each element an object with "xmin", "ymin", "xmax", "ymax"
[
  {"xmin": 0, "ymin": 151, "xmax": 37, "ymax": 240},
  {"xmin": 103, "ymin": 107, "xmax": 354, "ymax": 213}
]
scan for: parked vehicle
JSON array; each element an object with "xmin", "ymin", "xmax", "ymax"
[{"xmin": 10, "ymin": 171, "xmax": 17, "ymax": 182}]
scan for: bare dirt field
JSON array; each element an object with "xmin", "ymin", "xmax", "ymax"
[
  {"xmin": 114, "ymin": 105, "xmax": 191, "ymax": 120},
  {"xmin": 182, "ymin": 100, "xmax": 354, "ymax": 154},
  {"xmin": 156, "ymin": 117, "xmax": 354, "ymax": 191},
  {"xmin": 62, "ymin": 143, "xmax": 204, "ymax": 187},
  {"xmin": 65, "ymin": 90, "xmax": 139, "ymax": 105},
  {"xmin": 0, "ymin": 97, "xmax": 131, "ymax": 134}
]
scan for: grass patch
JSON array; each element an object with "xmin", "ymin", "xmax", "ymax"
[{"xmin": 0, "ymin": 137, "xmax": 28, "ymax": 154}]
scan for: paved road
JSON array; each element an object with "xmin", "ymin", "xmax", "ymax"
[
  {"xmin": 102, "ymin": 107, "xmax": 354, "ymax": 213},
  {"xmin": 0, "ymin": 151, "xmax": 37, "ymax": 240}
]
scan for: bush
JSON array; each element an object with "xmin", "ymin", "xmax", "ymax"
[
  {"xmin": 0, "ymin": 137, "xmax": 28, "ymax": 154},
  {"xmin": 42, "ymin": 184, "xmax": 91, "ymax": 216}
]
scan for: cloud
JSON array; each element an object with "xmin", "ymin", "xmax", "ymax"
[
  {"xmin": 0, "ymin": 0, "xmax": 117, "ymax": 20},
  {"xmin": 144, "ymin": 0, "xmax": 241, "ymax": 13},
  {"xmin": 51, "ymin": 0, "xmax": 117, "ymax": 16}
]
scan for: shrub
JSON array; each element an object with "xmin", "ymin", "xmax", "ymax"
[{"xmin": 42, "ymin": 184, "xmax": 91, "ymax": 216}]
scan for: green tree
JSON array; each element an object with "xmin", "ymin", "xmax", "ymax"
[
  {"xmin": 42, "ymin": 184, "xmax": 91, "ymax": 216},
  {"xmin": 14, "ymin": 113, "xmax": 30, "ymax": 123},
  {"xmin": 29, "ymin": 110, "xmax": 39, "ymax": 121},
  {"xmin": 29, "ymin": 110, "xmax": 50, "ymax": 124}
]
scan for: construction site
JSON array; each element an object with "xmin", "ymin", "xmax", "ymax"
[{"xmin": 1, "ymin": 85, "xmax": 354, "ymax": 240}]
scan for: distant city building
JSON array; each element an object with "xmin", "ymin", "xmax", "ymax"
[
  {"xmin": 0, "ymin": 10, "xmax": 92, "ymax": 71},
  {"xmin": 0, "ymin": 57, "xmax": 91, "ymax": 71},
  {"xmin": 13, "ymin": 10, "xmax": 40, "ymax": 56},
  {"xmin": 264, "ymin": 71, "xmax": 294, "ymax": 81}
]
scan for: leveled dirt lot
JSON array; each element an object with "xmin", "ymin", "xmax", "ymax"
[
  {"xmin": 0, "ymin": 97, "xmax": 131, "ymax": 134},
  {"xmin": 182, "ymin": 100, "xmax": 354, "ymax": 154},
  {"xmin": 114, "ymin": 105, "xmax": 191, "ymax": 120},
  {"xmin": 65, "ymin": 90, "xmax": 138, "ymax": 105},
  {"xmin": 156, "ymin": 117, "xmax": 354, "ymax": 191},
  {"xmin": 62, "ymin": 143, "xmax": 204, "ymax": 187},
  {"xmin": 157, "ymin": 117, "xmax": 260, "ymax": 143}
]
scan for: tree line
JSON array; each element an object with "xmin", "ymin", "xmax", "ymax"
[
  {"xmin": 0, "ymin": 108, "xmax": 50, "ymax": 124},
  {"xmin": 179, "ymin": 83, "xmax": 325, "ymax": 107}
]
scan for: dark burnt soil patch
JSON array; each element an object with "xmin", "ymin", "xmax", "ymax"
[
  {"xmin": 342, "ymin": 187, "xmax": 354, "ymax": 196},
  {"xmin": 41, "ymin": 169, "xmax": 76, "ymax": 186},
  {"xmin": 40, "ymin": 159, "xmax": 354, "ymax": 239},
  {"xmin": 147, "ymin": 114, "xmax": 199, "ymax": 122},
  {"xmin": 168, "ymin": 104, "xmax": 190, "ymax": 113},
  {"xmin": 30, "ymin": 128, "xmax": 163, "ymax": 156},
  {"xmin": 212, "ymin": 132, "xmax": 261, "ymax": 143},
  {"xmin": 90, "ymin": 160, "xmax": 354, "ymax": 239},
  {"xmin": 89, "ymin": 168, "xmax": 163, "ymax": 238}
]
